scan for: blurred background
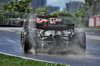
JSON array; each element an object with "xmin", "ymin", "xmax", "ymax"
[{"xmin": 0, "ymin": 0, "xmax": 100, "ymax": 28}]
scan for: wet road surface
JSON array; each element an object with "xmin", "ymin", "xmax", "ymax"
[{"xmin": 0, "ymin": 27, "xmax": 100, "ymax": 66}]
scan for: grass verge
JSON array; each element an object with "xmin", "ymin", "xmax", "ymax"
[{"xmin": 0, "ymin": 53, "xmax": 69, "ymax": 66}]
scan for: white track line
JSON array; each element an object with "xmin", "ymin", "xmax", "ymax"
[{"xmin": 86, "ymin": 35, "xmax": 100, "ymax": 40}]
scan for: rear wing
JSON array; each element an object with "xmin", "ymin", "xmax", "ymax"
[{"xmin": 36, "ymin": 16, "xmax": 57, "ymax": 19}]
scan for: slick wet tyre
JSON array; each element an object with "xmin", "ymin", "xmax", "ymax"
[
  {"xmin": 70, "ymin": 32, "xmax": 86, "ymax": 54},
  {"xmin": 23, "ymin": 34, "xmax": 32, "ymax": 53}
]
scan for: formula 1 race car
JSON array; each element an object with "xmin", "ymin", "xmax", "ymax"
[{"xmin": 20, "ymin": 15, "xmax": 86, "ymax": 54}]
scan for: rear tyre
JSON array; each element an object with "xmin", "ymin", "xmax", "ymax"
[
  {"xmin": 70, "ymin": 32, "xmax": 86, "ymax": 54},
  {"xmin": 21, "ymin": 30, "xmax": 42, "ymax": 54},
  {"xmin": 21, "ymin": 32, "xmax": 32, "ymax": 53}
]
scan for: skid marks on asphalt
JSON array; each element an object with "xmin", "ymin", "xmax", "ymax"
[{"xmin": 6, "ymin": 39, "xmax": 19, "ymax": 44}]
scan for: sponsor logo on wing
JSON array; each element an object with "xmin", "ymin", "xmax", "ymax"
[{"xmin": 48, "ymin": 25, "xmax": 68, "ymax": 27}]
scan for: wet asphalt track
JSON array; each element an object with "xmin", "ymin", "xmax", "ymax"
[{"xmin": 0, "ymin": 27, "xmax": 100, "ymax": 66}]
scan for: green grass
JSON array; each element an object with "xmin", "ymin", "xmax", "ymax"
[{"xmin": 0, "ymin": 53, "xmax": 69, "ymax": 66}]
